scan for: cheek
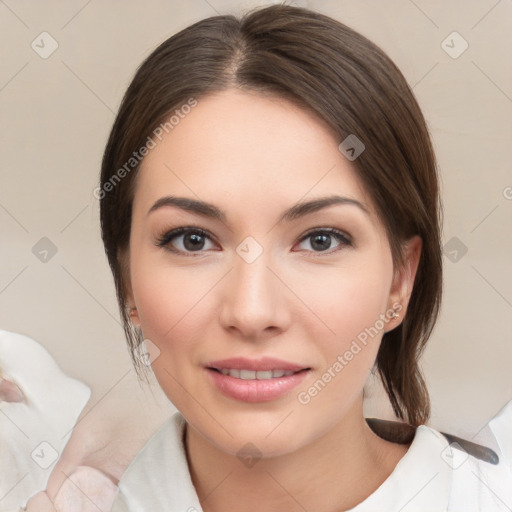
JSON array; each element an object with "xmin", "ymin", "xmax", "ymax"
[
  {"xmin": 299, "ymin": 256, "xmax": 393, "ymax": 346},
  {"xmin": 130, "ymin": 260, "xmax": 216, "ymax": 407},
  {"xmin": 297, "ymin": 255, "xmax": 393, "ymax": 397},
  {"xmin": 129, "ymin": 248, "xmax": 218, "ymax": 364},
  {"xmin": 133, "ymin": 267, "xmax": 193, "ymax": 335},
  {"xmin": 336, "ymin": 268, "xmax": 390, "ymax": 339}
]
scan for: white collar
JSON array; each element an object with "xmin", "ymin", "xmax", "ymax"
[
  {"xmin": 114, "ymin": 413, "xmax": 202, "ymax": 511},
  {"xmin": 349, "ymin": 425, "xmax": 452, "ymax": 511},
  {"xmin": 113, "ymin": 413, "xmax": 453, "ymax": 512}
]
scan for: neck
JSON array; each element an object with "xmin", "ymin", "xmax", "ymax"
[{"xmin": 184, "ymin": 403, "xmax": 409, "ymax": 512}]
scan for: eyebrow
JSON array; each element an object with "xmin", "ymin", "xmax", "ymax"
[{"xmin": 147, "ymin": 195, "xmax": 370, "ymax": 223}]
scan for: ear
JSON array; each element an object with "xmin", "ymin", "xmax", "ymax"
[
  {"xmin": 126, "ymin": 295, "xmax": 141, "ymax": 326},
  {"xmin": 119, "ymin": 248, "xmax": 141, "ymax": 326},
  {"xmin": 386, "ymin": 235, "xmax": 422, "ymax": 331}
]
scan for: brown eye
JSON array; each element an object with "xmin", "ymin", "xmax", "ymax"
[
  {"xmin": 296, "ymin": 229, "xmax": 352, "ymax": 253},
  {"xmin": 156, "ymin": 227, "xmax": 217, "ymax": 254}
]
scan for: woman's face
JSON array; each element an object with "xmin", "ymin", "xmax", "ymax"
[{"xmin": 127, "ymin": 88, "xmax": 418, "ymax": 457}]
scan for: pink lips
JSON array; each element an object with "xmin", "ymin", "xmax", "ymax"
[{"xmin": 205, "ymin": 357, "xmax": 310, "ymax": 402}]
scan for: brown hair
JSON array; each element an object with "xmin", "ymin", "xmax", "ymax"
[{"xmin": 99, "ymin": 4, "xmax": 442, "ymax": 426}]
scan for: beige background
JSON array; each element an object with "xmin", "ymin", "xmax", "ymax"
[{"xmin": 1, "ymin": 0, "xmax": 511, "ymax": 463}]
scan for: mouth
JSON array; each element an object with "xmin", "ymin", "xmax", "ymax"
[
  {"xmin": 204, "ymin": 357, "xmax": 311, "ymax": 402},
  {"xmin": 208, "ymin": 368, "xmax": 309, "ymax": 380}
]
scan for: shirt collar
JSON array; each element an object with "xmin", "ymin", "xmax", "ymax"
[
  {"xmin": 349, "ymin": 425, "xmax": 452, "ymax": 511},
  {"xmin": 115, "ymin": 413, "xmax": 203, "ymax": 511},
  {"xmin": 115, "ymin": 413, "xmax": 453, "ymax": 512}
]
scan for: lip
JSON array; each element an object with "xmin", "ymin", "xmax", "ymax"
[
  {"xmin": 205, "ymin": 356, "xmax": 307, "ymax": 372},
  {"xmin": 204, "ymin": 357, "xmax": 310, "ymax": 402}
]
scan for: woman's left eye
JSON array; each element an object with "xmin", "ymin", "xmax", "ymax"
[{"xmin": 295, "ymin": 229, "xmax": 352, "ymax": 254}]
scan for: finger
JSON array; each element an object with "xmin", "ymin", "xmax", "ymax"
[
  {"xmin": 23, "ymin": 491, "xmax": 57, "ymax": 511},
  {"xmin": 0, "ymin": 377, "xmax": 25, "ymax": 402}
]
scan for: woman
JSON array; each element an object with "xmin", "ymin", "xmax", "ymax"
[{"xmin": 96, "ymin": 4, "xmax": 511, "ymax": 511}]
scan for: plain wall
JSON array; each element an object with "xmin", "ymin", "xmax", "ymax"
[{"xmin": 1, "ymin": 0, "xmax": 511, "ymax": 453}]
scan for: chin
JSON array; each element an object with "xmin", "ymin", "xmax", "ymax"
[{"xmin": 184, "ymin": 402, "xmax": 322, "ymax": 459}]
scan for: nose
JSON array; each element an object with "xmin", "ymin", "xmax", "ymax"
[{"xmin": 219, "ymin": 247, "xmax": 291, "ymax": 341}]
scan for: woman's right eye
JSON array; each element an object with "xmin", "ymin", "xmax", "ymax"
[{"xmin": 155, "ymin": 227, "xmax": 218, "ymax": 255}]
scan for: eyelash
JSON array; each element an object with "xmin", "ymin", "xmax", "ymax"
[{"xmin": 155, "ymin": 226, "xmax": 352, "ymax": 257}]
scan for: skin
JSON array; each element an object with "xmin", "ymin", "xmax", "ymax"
[{"xmin": 126, "ymin": 88, "xmax": 422, "ymax": 511}]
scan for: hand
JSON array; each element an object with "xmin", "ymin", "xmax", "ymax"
[{"xmin": 24, "ymin": 466, "xmax": 118, "ymax": 512}]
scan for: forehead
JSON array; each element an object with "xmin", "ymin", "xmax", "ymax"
[{"xmin": 134, "ymin": 88, "xmax": 376, "ymax": 222}]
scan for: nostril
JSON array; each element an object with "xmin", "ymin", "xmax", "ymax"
[{"xmin": 0, "ymin": 377, "xmax": 25, "ymax": 403}]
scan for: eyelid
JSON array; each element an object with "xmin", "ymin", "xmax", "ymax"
[{"xmin": 298, "ymin": 227, "xmax": 352, "ymax": 245}]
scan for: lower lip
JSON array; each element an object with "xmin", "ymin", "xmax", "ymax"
[{"xmin": 205, "ymin": 368, "xmax": 309, "ymax": 402}]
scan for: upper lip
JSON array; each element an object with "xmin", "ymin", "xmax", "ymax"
[{"xmin": 205, "ymin": 357, "xmax": 309, "ymax": 372}]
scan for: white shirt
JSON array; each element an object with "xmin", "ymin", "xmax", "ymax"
[{"xmin": 110, "ymin": 400, "xmax": 512, "ymax": 512}]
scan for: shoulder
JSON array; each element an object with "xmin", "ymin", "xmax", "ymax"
[
  {"xmin": 444, "ymin": 400, "xmax": 512, "ymax": 511},
  {"xmin": 363, "ymin": 400, "xmax": 512, "ymax": 512}
]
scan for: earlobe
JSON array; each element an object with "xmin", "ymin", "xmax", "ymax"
[
  {"xmin": 118, "ymin": 249, "xmax": 140, "ymax": 325},
  {"xmin": 125, "ymin": 283, "xmax": 140, "ymax": 326},
  {"xmin": 127, "ymin": 303, "xmax": 140, "ymax": 325}
]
